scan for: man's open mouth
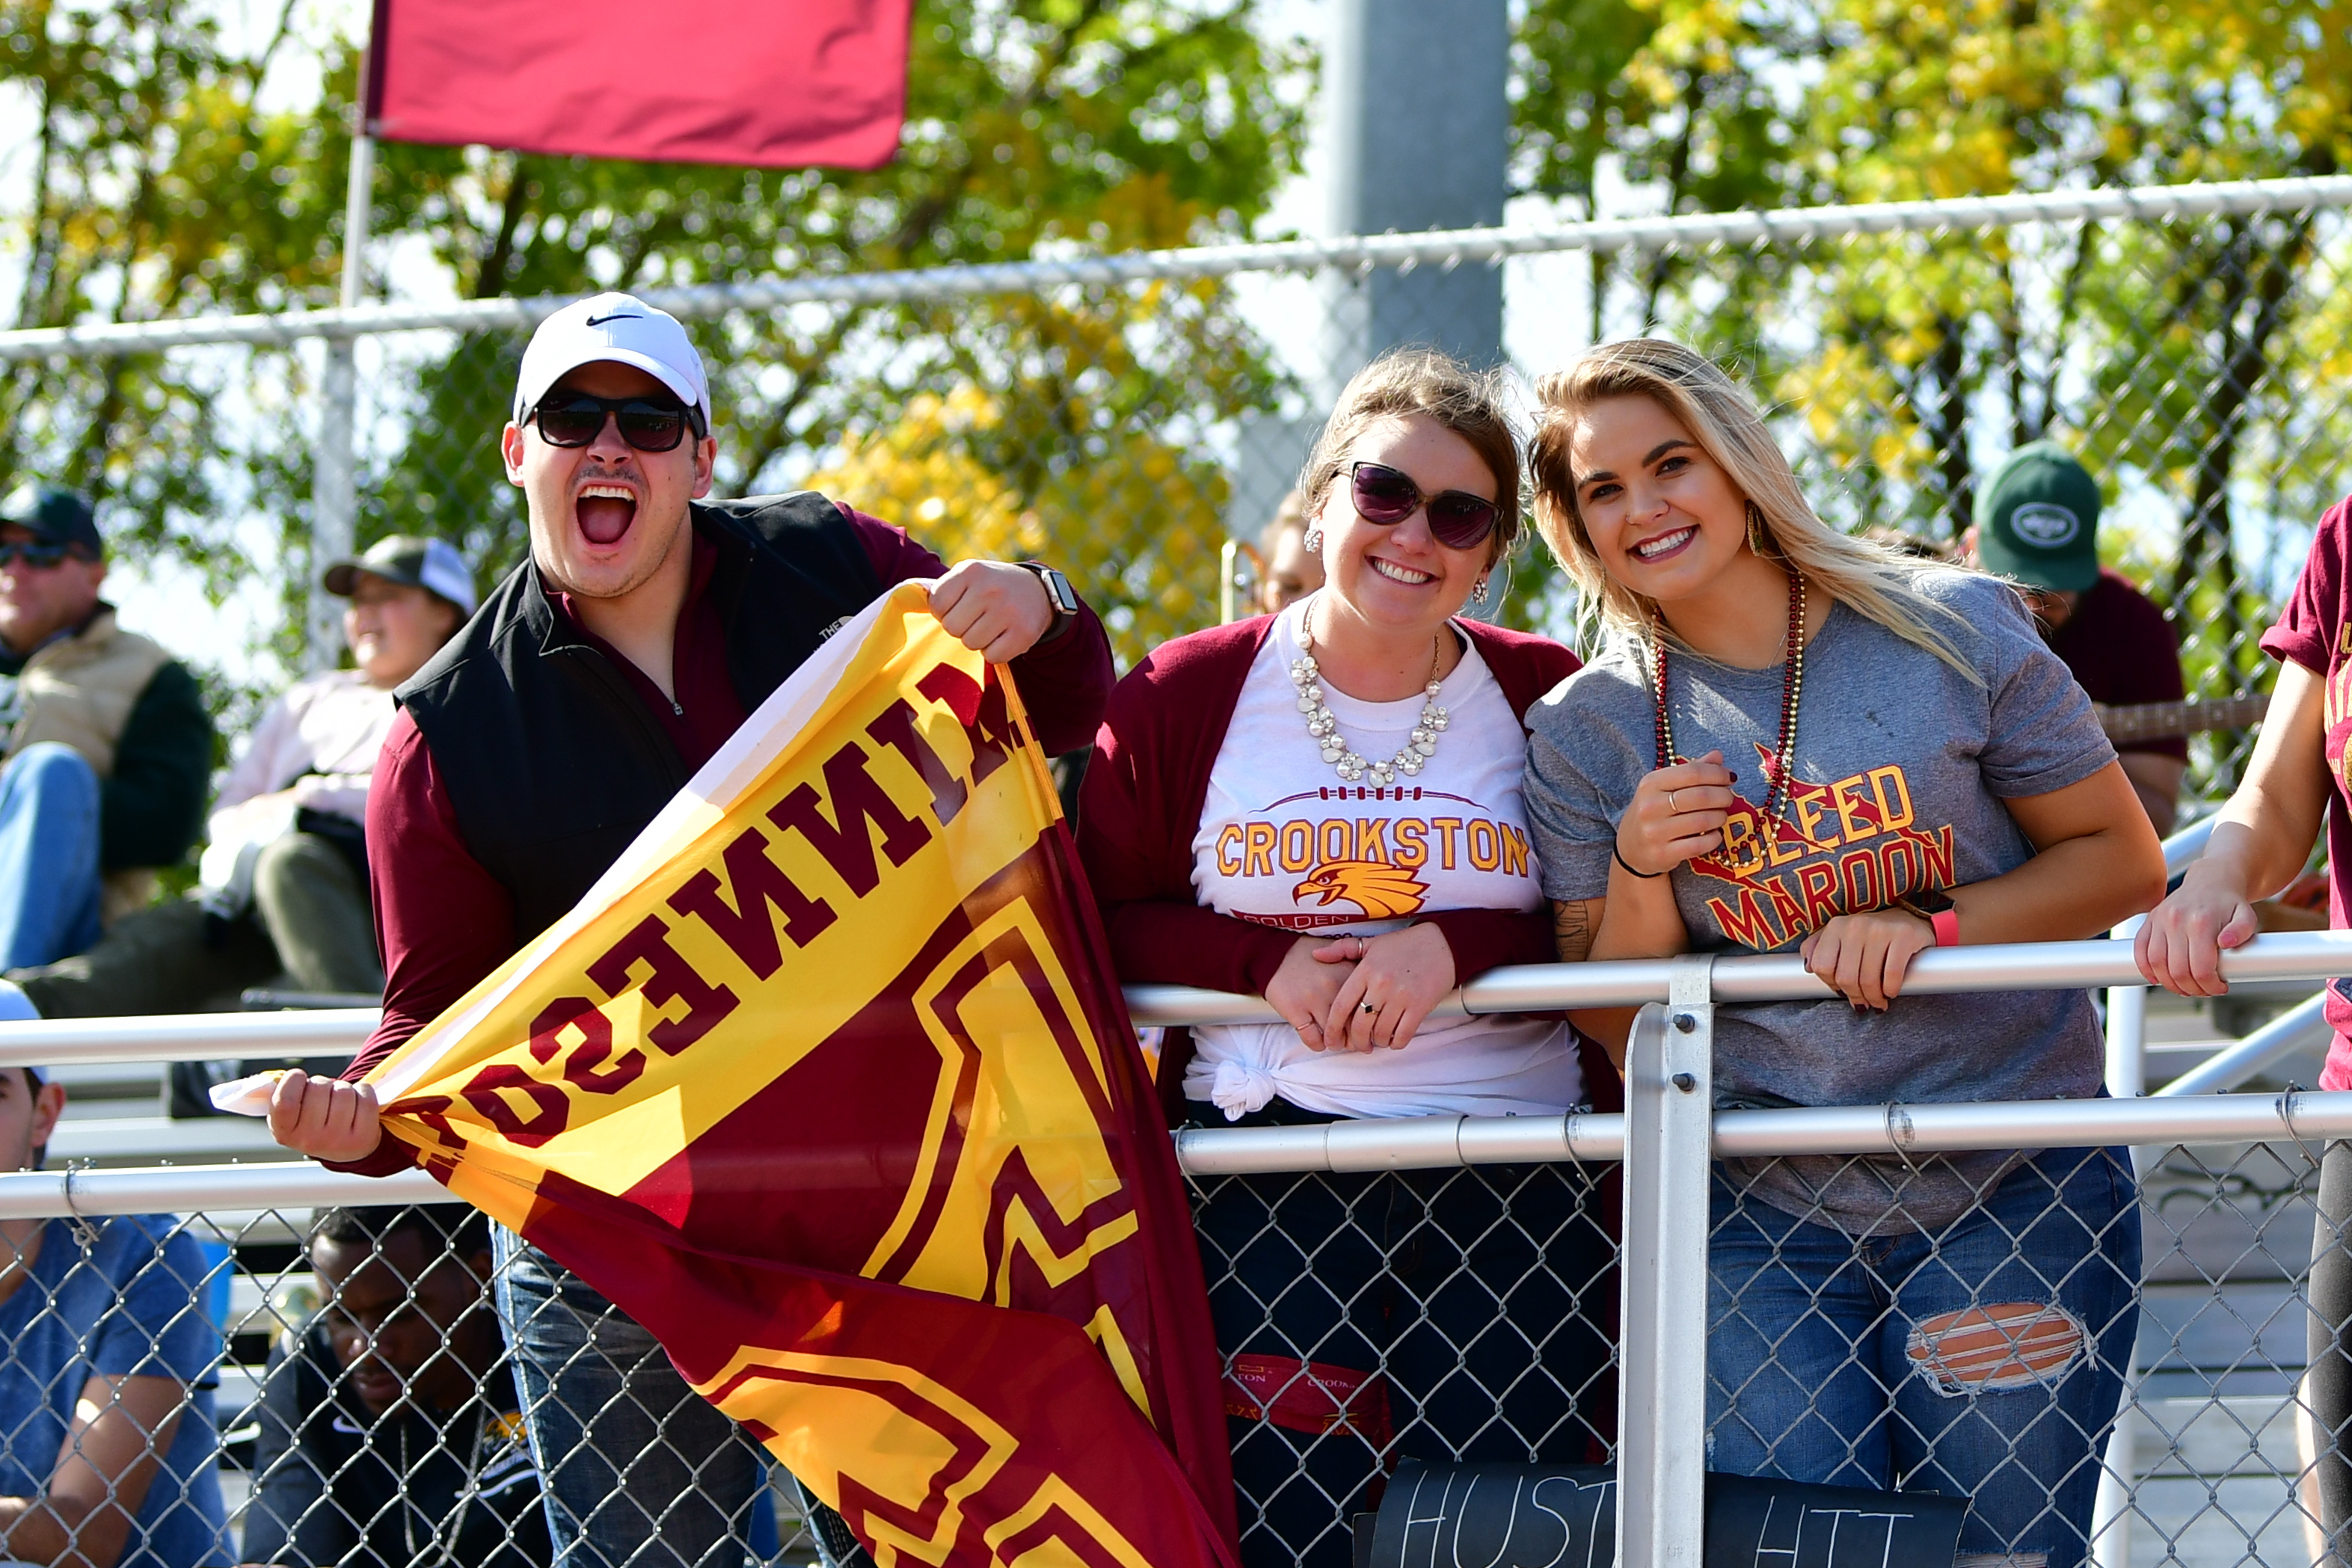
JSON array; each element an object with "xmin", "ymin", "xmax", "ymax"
[{"xmin": 577, "ymin": 482, "xmax": 639, "ymax": 545}]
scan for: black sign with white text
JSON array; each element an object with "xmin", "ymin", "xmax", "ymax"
[{"xmin": 1362, "ymin": 1463, "xmax": 1967, "ymax": 1568}]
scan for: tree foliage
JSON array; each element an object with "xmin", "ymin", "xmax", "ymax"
[
  {"xmin": 1508, "ymin": 0, "xmax": 2352, "ymax": 729},
  {"xmin": 0, "ymin": 0, "xmax": 1309, "ymax": 670}
]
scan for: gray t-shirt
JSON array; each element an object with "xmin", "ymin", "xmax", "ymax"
[{"xmin": 1523, "ymin": 571, "xmax": 2117, "ymax": 1233}]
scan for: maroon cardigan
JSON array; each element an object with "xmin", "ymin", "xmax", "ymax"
[{"xmin": 1077, "ymin": 614, "xmax": 1623, "ymax": 1115}]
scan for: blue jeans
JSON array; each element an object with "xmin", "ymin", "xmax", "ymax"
[
  {"xmin": 1706, "ymin": 1146, "xmax": 2140, "ymax": 1568},
  {"xmin": 491, "ymin": 1227, "xmax": 765, "ymax": 1568},
  {"xmin": 0, "ymin": 743, "xmax": 102, "ymax": 969}
]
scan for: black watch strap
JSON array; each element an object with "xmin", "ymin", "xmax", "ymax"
[{"xmin": 1023, "ymin": 562, "xmax": 1080, "ymax": 645}]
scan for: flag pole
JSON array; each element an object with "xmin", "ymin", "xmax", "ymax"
[{"xmin": 309, "ymin": 99, "xmax": 374, "ymax": 672}]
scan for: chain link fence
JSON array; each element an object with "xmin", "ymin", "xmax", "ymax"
[
  {"xmin": 0, "ymin": 1133, "xmax": 2333, "ymax": 1567},
  {"xmin": 3, "ymin": 178, "xmax": 2347, "ymax": 804},
  {"xmin": 3, "ymin": 177, "xmax": 2352, "ymax": 1565}
]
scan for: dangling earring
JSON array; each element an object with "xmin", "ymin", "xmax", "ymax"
[
  {"xmin": 1470, "ymin": 572, "xmax": 1490, "ymax": 599},
  {"xmin": 1303, "ymin": 526, "xmax": 1322, "ymax": 552},
  {"xmin": 1745, "ymin": 502, "xmax": 1772, "ymax": 557}
]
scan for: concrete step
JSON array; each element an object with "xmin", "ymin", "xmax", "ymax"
[{"xmin": 46, "ymin": 1113, "xmax": 292, "ymax": 1165}]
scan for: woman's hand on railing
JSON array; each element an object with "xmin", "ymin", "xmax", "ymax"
[
  {"xmin": 1320, "ymin": 923, "xmax": 1457, "ymax": 1054},
  {"xmin": 2135, "ymin": 860, "xmax": 2260, "ymax": 997},
  {"xmin": 267, "ymin": 1069, "xmax": 384, "ymax": 1163},
  {"xmin": 1801, "ymin": 908, "xmax": 1932, "ymax": 1011},
  {"xmin": 1618, "ymin": 751, "xmax": 1735, "ymax": 877},
  {"xmin": 1266, "ymin": 936, "xmax": 1363, "ymax": 1052}
]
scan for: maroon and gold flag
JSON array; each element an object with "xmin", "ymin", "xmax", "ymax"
[{"xmin": 363, "ymin": 584, "xmax": 1237, "ymax": 1567}]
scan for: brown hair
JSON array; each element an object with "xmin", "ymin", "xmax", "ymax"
[
  {"xmin": 1526, "ymin": 338, "xmax": 1977, "ymax": 679},
  {"xmin": 1298, "ymin": 348, "xmax": 1522, "ymax": 565}
]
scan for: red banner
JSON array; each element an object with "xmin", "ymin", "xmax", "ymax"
[{"xmin": 365, "ymin": 0, "xmax": 911, "ymax": 169}]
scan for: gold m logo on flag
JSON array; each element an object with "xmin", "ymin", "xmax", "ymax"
[{"xmin": 368, "ymin": 583, "xmax": 1235, "ymax": 1568}]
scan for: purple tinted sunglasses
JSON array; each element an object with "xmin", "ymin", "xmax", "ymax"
[{"xmin": 1348, "ymin": 462, "xmax": 1501, "ymax": 550}]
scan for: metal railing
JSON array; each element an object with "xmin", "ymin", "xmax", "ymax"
[
  {"xmin": 0, "ymin": 931, "xmax": 2346, "ymax": 1563},
  {"xmin": 1, "ymin": 173, "xmax": 2338, "ymax": 363}
]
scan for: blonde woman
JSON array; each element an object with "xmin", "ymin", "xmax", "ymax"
[{"xmin": 1518, "ymin": 339, "xmax": 2164, "ymax": 1568}]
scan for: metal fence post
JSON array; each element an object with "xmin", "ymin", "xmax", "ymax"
[
  {"xmin": 2092, "ymin": 913, "xmax": 2149, "ymax": 1568},
  {"xmin": 309, "ymin": 130, "xmax": 372, "ymax": 672},
  {"xmin": 2104, "ymin": 916, "xmax": 2149, "ymax": 1102},
  {"xmin": 1617, "ymin": 953, "xmax": 1714, "ymax": 1567}
]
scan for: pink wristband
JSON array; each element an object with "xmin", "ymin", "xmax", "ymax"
[{"xmin": 1930, "ymin": 908, "xmax": 1960, "ymax": 947}]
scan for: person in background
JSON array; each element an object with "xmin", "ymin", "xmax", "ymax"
[
  {"xmin": 2136, "ymin": 488, "xmax": 2352, "ymax": 1564},
  {"xmin": 0, "ymin": 980, "xmax": 225, "ymax": 1568},
  {"xmin": 1964, "ymin": 441, "xmax": 2188, "ymax": 834},
  {"xmin": 1256, "ymin": 490, "xmax": 1324, "ymax": 613},
  {"xmin": 1521, "ymin": 339, "xmax": 2164, "ymax": 1568},
  {"xmin": 0, "ymin": 482, "xmax": 212, "ymax": 970},
  {"xmin": 239, "ymin": 1205, "xmax": 549, "ymax": 1568},
  {"xmin": 1081, "ymin": 349, "xmax": 1614, "ymax": 1568},
  {"xmin": 11, "ymin": 537, "xmax": 476, "ymax": 1026},
  {"xmin": 265, "ymin": 292, "xmax": 1114, "ymax": 1568}
]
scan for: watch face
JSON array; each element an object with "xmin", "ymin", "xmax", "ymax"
[{"xmin": 1040, "ymin": 568, "xmax": 1078, "ymax": 615}]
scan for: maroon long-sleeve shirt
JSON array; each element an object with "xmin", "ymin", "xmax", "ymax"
[{"xmin": 330, "ymin": 505, "xmax": 1112, "ymax": 1175}]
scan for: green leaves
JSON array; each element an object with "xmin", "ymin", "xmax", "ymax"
[{"xmin": 0, "ymin": 0, "xmax": 1309, "ymax": 679}]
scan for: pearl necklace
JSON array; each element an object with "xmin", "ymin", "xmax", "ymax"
[{"xmin": 1290, "ymin": 616, "xmax": 1449, "ymax": 787}]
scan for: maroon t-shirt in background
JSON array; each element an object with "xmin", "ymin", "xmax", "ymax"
[
  {"xmin": 2045, "ymin": 568, "xmax": 2189, "ymax": 761},
  {"xmin": 2260, "ymin": 493, "xmax": 2352, "ymax": 1090},
  {"xmin": 330, "ymin": 504, "xmax": 1114, "ymax": 1175}
]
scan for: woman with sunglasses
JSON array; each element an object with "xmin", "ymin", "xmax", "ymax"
[
  {"xmin": 1079, "ymin": 349, "xmax": 1618, "ymax": 1568},
  {"xmin": 1518, "ymin": 339, "xmax": 2164, "ymax": 1568}
]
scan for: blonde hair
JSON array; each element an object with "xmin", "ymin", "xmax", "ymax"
[
  {"xmin": 1526, "ymin": 339, "xmax": 1980, "ymax": 680},
  {"xmin": 1298, "ymin": 348, "xmax": 1523, "ymax": 567}
]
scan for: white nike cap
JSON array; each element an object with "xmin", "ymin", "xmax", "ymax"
[{"xmin": 513, "ymin": 292, "xmax": 711, "ymax": 427}]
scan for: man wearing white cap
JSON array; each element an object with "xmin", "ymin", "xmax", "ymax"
[
  {"xmin": 265, "ymin": 293, "xmax": 1113, "ymax": 1567},
  {"xmin": 9, "ymin": 535, "xmax": 479, "ymax": 1028}
]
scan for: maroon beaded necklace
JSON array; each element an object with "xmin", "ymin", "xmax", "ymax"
[{"xmin": 1652, "ymin": 569, "xmax": 1808, "ymax": 830}]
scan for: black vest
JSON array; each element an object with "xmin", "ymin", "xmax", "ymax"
[{"xmin": 399, "ymin": 492, "xmax": 882, "ymax": 944}]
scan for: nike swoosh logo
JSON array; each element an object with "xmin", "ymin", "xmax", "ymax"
[{"xmin": 584, "ymin": 312, "xmax": 639, "ymax": 326}]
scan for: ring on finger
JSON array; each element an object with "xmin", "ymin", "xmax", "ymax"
[
  {"xmin": 1666, "ymin": 787, "xmax": 1680, "ymax": 812},
  {"xmin": 1360, "ymin": 999, "xmax": 1378, "ymax": 1015}
]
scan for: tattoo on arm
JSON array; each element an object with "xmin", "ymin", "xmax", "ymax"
[{"xmin": 1553, "ymin": 899, "xmax": 1597, "ymax": 964}]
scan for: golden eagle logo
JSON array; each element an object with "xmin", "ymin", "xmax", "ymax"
[{"xmin": 1294, "ymin": 860, "xmax": 1429, "ymax": 919}]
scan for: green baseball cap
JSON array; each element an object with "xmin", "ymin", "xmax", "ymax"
[{"xmin": 1974, "ymin": 440, "xmax": 2101, "ymax": 593}]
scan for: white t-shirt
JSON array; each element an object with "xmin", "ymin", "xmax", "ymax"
[{"xmin": 1184, "ymin": 598, "xmax": 1584, "ymax": 1121}]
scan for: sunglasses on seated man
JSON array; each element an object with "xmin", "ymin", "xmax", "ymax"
[
  {"xmin": 529, "ymin": 393, "xmax": 707, "ymax": 454},
  {"xmin": 0, "ymin": 539, "xmax": 88, "ymax": 570}
]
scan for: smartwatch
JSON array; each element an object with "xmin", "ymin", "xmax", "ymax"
[
  {"xmin": 1023, "ymin": 562, "xmax": 1081, "ymax": 645},
  {"xmin": 1897, "ymin": 885, "xmax": 1960, "ymax": 947}
]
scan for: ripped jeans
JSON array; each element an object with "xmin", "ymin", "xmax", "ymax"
[{"xmin": 1705, "ymin": 1147, "xmax": 2140, "ymax": 1568}]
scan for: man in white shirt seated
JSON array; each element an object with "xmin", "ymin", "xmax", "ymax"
[{"xmin": 6, "ymin": 538, "xmax": 473, "ymax": 1032}]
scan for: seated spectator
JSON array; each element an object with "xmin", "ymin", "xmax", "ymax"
[
  {"xmin": 0, "ymin": 482, "xmax": 212, "ymax": 969},
  {"xmin": 1255, "ymin": 490, "xmax": 1323, "ymax": 613},
  {"xmin": 10, "ymin": 536, "xmax": 474, "ymax": 1025},
  {"xmin": 0, "ymin": 985, "xmax": 226, "ymax": 1568},
  {"xmin": 1964, "ymin": 441, "xmax": 2189, "ymax": 833},
  {"xmin": 239, "ymin": 1205, "xmax": 547, "ymax": 1568}
]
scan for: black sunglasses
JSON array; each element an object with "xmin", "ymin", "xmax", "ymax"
[
  {"xmin": 1348, "ymin": 461, "xmax": 1501, "ymax": 550},
  {"xmin": 530, "ymin": 394, "xmax": 705, "ymax": 453},
  {"xmin": 0, "ymin": 539, "xmax": 78, "ymax": 569}
]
